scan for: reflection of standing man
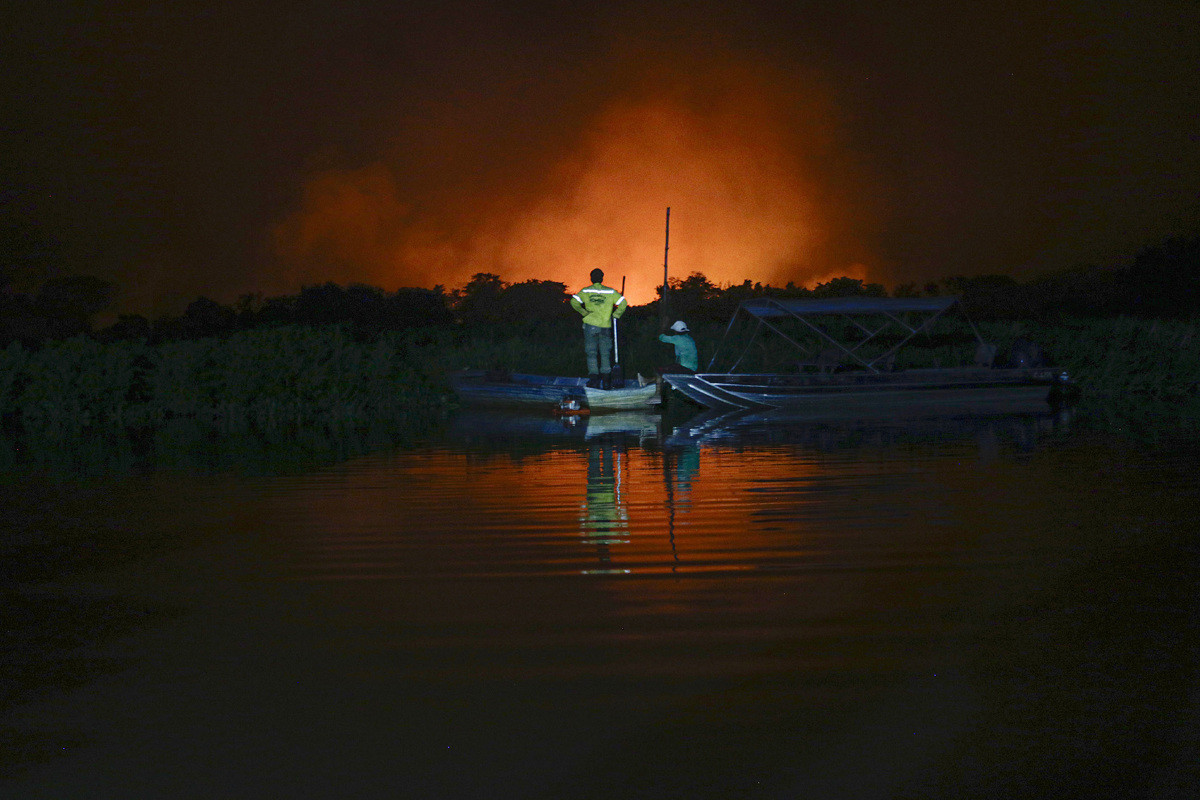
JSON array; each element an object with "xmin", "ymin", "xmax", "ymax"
[
  {"xmin": 571, "ymin": 268, "xmax": 627, "ymax": 390},
  {"xmin": 583, "ymin": 439, "xmax": 629, "ymax": 572}
]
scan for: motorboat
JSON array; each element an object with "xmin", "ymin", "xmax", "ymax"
[{"xmin": 663, "ymin": 296, "xmax": 1074, "ymax": 413}]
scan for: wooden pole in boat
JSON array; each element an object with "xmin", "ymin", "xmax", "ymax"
[
  {"xmin": 611, "ymin": 276, "xmax": 625, "ymax": 387},
  {"xmin": 660, "ymin": 207, "xmax": 670, "ymax": 331}
]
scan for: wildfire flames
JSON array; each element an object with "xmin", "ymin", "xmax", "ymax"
[{"xmin": 270, "ymin": 61, "xmax": 876, "ymax": 305}]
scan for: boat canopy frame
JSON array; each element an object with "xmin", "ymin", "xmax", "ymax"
[{"xmin": 706, "ymin": 296, "xmax": 976, "ymax": 373}]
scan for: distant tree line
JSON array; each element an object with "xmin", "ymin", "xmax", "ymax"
[
  {"xmin": 639, "ymin": 232, "xmax": 1200, "ymax": 324},
  {"xmin": 101, "ymin": 283, "xmax": 457, "ymax": 344},
  {"xmin": 3, "ymin": 222, "xmax": 1198, "ymax": 348},
  {"xmin": 917, "ymin": 232, "xmax": 1200, "ymax": 320}
]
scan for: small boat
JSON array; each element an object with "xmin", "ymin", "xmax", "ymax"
[
  {"xmin": 448, "ymin": 369, "xmax": 660, "ymax": 413},
  {"xmin": 664, "ymin": 296, "xmax": 1075, "ymax": 413}
]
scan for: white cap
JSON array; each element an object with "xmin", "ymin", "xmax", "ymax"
[{"xmin": 670, "ymin": 320, "xmax": 689, "ymax": 332}]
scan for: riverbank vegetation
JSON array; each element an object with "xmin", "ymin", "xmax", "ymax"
[
  {"xmin": 0, "ymin": 325, "xmax": 452, "ymax": 435},
  {"xmin": 2, "ymin": 231, "xmax": 1197, "ymax": 445},
  {"xmin": 2, "ymin": 307, "xmax": 1197, "ymax": 434}
]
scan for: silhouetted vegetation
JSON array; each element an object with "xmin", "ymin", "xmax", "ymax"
[
  {"xmin": 0, "ymin": 326, "xmax": 458, "ymax": 442},
  {"xmin": 2, "ymin": 274, "xmax": 118, "ymax": 344},
  {"xmin": 4, "ymin": 228, "xmax": 1198, "ymax": 350},
  {"xmin": 941, "ymin": 233, "xmax": 1200, "ymax": 320},
  {"xmin": 2, "ymin": 226, "xmax": 1198, "ymax": 441},
  {"xmin": 0, "ymin": 222, "xmax": 62, "ymax": 293},
  {"xmin": 449, "ymin": 273, "xmax": 574, "ymax": 332},
  {"xmin": 2, "ymin": 222, "xmax": 118, "ymax": 344},
  {"xmin": 97, "ymin": 283, "xmax": 456, "ymax": 345},
  {"xmin": 653, "ymin": 272, "xmax": 889, "ymax": 325}
]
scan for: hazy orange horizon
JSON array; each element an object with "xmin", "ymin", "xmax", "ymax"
[
  {"xmin": 269, "ymin": 59, "xmax": 881, "ymax": 306},
  {"xmin": 12, "ymin": 2, "xmax": 1197, "ymax": 320}
]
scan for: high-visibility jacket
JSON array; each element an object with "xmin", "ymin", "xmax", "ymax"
[{"xmin": 570, "ymin": 283, "xmax": 627, "ymax": 328}]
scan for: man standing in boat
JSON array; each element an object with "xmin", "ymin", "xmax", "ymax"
[{"xmin": 571, "ymin": 268, "xmax": 627, "ymax": 389}]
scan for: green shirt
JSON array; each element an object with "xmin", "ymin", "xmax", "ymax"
[
  {"xmin": 570, "ymin": 283, "xmax": 627, "ymax": 328},
  {"xmin": 658, "ymin": 332, "xmax": 698, "ymax": 370}
]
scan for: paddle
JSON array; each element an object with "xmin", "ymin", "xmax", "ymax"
[{"xmin": 610, "ymin": 277, "xmax": 625, "ymax": 388}]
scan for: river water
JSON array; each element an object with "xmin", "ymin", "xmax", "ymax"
[{"xmin": 2, "ymin": 406, "xmax": 1199, "ymax": 798}]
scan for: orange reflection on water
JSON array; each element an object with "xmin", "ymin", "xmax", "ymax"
[{"xmin": 261, "ymin": 439, "xmax": 826, "ymax": 584}]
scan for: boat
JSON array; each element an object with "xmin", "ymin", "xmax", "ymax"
[
  {"xmin": 663, "ymin": 296, "xmax": 1075, "ymax": 413},
  {"xmin": 448, "ymin": 369, "xmax": 660, "ymax": 412}
]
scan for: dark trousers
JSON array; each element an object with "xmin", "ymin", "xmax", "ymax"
[{"xmin": 583, "ymin": 323, "xmax": 612, "ymax": 375}]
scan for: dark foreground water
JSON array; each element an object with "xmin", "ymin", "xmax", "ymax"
[{"xmin": 2, "ymin": 406, "xmax": 1199, "ymax": 799}]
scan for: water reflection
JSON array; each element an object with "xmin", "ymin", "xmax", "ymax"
[
  {"xmin": 664, "ymin": 405, "xmax": 1073, "ymax": 457},
  {"xmin": 661, "ymin": 443, "xmax": 699, "ymax": 570},
  {"xmin": 436, "ymin": 405, "xmax": 1078, "ymax": 580},
  {"xmin": 582, "ymin": 438, "xmax": 629, "ymax": 573},
  {"xmin": 0, "ymin": 404, "xmax": 1070, "ymax": 479},
  {"xmin": 0, "ymin": 416, "xmax": 441, "ymax": 476},
  {"xmin": 5, "ymin": 401, "xmax": 1200, "ymax": 799},
  {"xmin": 447, "ymin": 405, "xmax": 1073, "ymax": 454},
  {"xmin": 446, "ymin": 408, "xmax": 661, "ymax": 448}
]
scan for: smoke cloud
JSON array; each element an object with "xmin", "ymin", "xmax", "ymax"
[
  {"xmin": 9, "ymin": 2, "xmax": 1198, "ymax": 317},
  {"xmin": 270, "ymin": 58, "xmax": 877, "ymax": 305}
]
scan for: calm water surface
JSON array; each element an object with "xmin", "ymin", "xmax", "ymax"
[{"xmin": 2, "ymin": 408, "xmax": 1199, "ymax": 798}]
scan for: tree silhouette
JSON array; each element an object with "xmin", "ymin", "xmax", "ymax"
[
  {"xmin": 453, "ymin": 273, "xmax": 506, "ymax": 327},
  {"xmin": 1, "ymin": 222, "xmax": 62, "ymax": 293},
  {"xmin": 659, "ymin": 272, "xmax": 724, "ymax": 324},
  {"xmin": 181, "ymin": 296, "xmax": 237, "ymax": 338},
  {"xmin": 1120, "ymin": 235, "xmax": 1200, "ymax": 318},
  {"xmin": 34, "ymin": 275, "xmax": 118, "ymax": 336},
  {"xmin": 811, "ymin": 277, "xmax": 887, "ymax": 298},
  {"xmin": 497, "ymin": 279, "xmax": 571, "ymax": 329}
]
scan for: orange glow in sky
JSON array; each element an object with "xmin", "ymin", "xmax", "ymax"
[
  {"xmin": 271, "ymin": 62, "xmax": 876, "ymax": 305},
  {"xmin": 11, "ymin": 2, "xmax": 1200, "ymax": 320}
]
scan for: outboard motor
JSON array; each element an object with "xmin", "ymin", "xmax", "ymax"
[{"xmin": 1009, "ymin": 337, "xmax": 1045, "ymax": 368}]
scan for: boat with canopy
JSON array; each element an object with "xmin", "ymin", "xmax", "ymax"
[{"xmin": 662, "ymin": 296, "xmax": 1074, "ymax": 414}]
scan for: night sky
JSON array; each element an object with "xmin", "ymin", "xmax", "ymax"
[{"xmin": 4, "ymin": 0, "xmax": 1198, "ymax": 313}]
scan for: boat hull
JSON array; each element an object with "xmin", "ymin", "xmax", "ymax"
[
  {"xmin": 665, "ymin": 368, "xmax": 1068, "ymax": 416},
  {"xmin": 449, "ymin": 370, "xmax": 659, "ymax": 412}
]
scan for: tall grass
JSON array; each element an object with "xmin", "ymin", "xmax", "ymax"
[
  {"xmin": 982, "ymin": 317, "xmax": 1200, "ymax": 400},
  {"xmin": 2, "ymin": 316, "xmax": 1196, "ymax": 443},
  {"xmin": 1, "ymin": 325, "xmax": 448, "ymax": 437}
]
